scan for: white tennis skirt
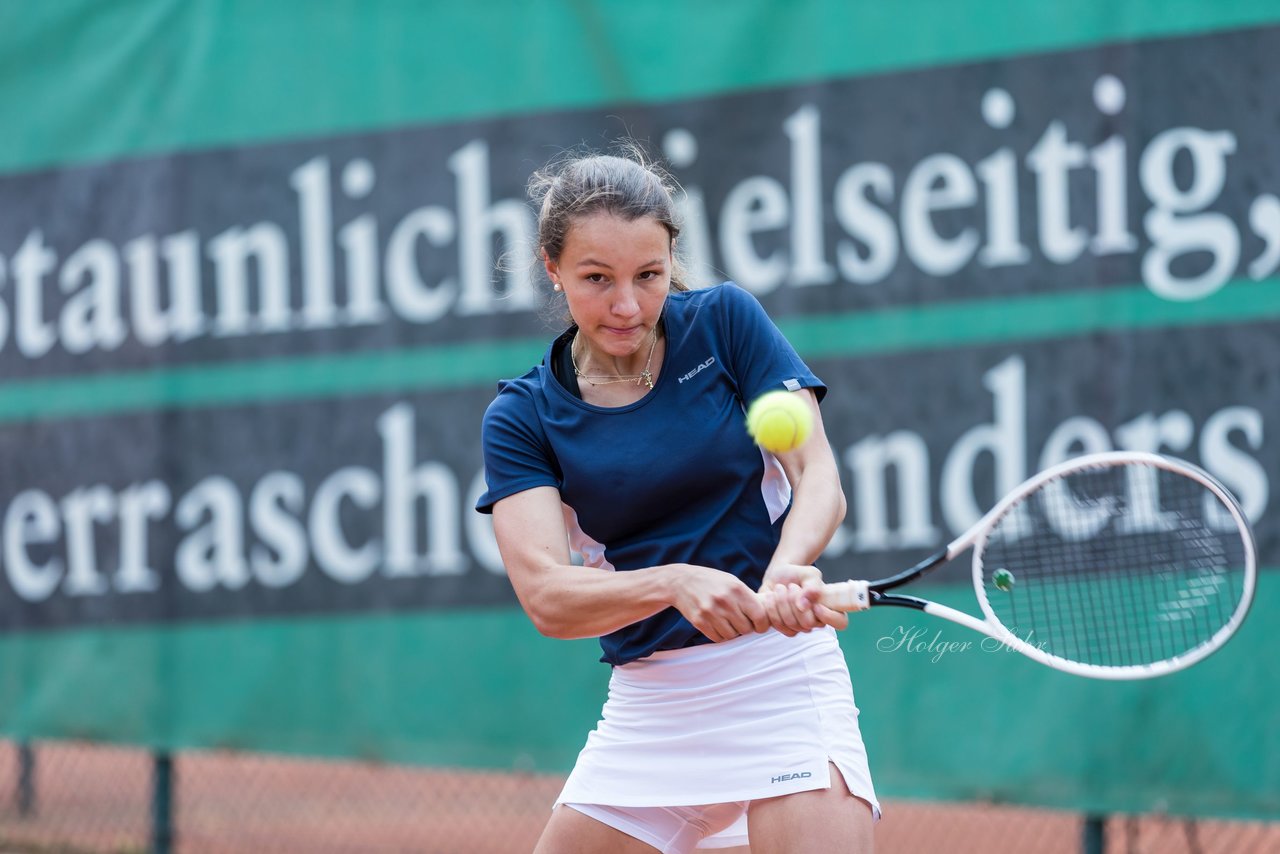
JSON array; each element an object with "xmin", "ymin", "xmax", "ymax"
[{"xmin": 555, "ymin": 626, "xmax": 880, "ymax": 815}]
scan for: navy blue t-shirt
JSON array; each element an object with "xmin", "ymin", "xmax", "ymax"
[{"xmin": 476, "ymin": 283, "xmax": 825, "ymax": 665}]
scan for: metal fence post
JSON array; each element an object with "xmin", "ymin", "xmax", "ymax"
[
  {"xmin": 17, "ymin": 741, "xmax": 35, "ymax": 817},
  {"xmin": 1082, "ymin": 813, "xmax": 1106, "ymax": 854},
  {"xmin": 152, "ymin": 750, "xmax": 174, "ymax": 854}
]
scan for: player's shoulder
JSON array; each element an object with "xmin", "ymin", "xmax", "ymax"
[
  {"xmin": 669, "ymin": 281, "xmax": 762, "ymax": 325},
  {"xmin": 493, "ymin": 365, "xmax": 542, "ymax": 398},
  {"xmin": 482, "ymin": 366, "xmax": 546, "ymax": 428},
  {"xmin": 670, "ymin": 281, "xmax": 752, "ymax": 306}
]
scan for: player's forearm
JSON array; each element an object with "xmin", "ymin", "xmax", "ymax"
[
  {"xmin": 770, "ymin": 458, "xmax": 846, "ymax": 569},
  {"xmin": 518, "ymin": 563, "xmax": 681, "ymax": 640}
]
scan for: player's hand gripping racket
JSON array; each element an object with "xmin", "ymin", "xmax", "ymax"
[{"xmin": 821, "ymin": 452, "xmax": 1256, "ymax": 679}]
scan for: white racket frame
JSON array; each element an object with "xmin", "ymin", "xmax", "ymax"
[{"xmin": 823, "ymin": 452, "xmax": 1257, "ymax": 680}]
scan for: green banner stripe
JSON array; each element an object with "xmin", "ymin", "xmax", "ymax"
[
  {"xmin": 1, "ymin": 570, "xmax": 1276, "ymax": 819},
  {"xmin": 0, "ymin": 339, "xmax": 544, "ymax": 423},
  {"xmin": 788, "ymin": 277, "xmax": 1280, "ymax": 358},
  {"xmin": 2, "ymin": 1, "xmax": 1278, "ymax": 172},
  {"xmin": 0, "ymin": 606, "xmax": 607, "ymax": 768},
  {"xmin": 1, "ymin": 278, "xmax": 1276, "ymax": 423}
]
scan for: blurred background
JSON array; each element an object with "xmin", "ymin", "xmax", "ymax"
[{"xmin": 0, "ymin": 1, "xmax": 1277, "ymax": 851}]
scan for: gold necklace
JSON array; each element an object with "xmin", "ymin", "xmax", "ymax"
[{"xmin": 572, "ymin": 326, "xmax": 659, "ymax": 389}]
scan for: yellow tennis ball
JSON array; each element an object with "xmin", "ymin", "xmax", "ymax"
[{"xmin": 746, "ymin": 391, "xmax": 813, "ymax": 453}]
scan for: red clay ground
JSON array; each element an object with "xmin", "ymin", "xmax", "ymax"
[{"xmin": 0, "ymin": 742, "xmax": 1275, "ymax": 853}]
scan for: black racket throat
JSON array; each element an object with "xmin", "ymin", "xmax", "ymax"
[
  {"xmin": 869, "ymin": 591, "xmax": 931, "ymax": 611},
  {"xmin": 868, "ymin": 547, "xmax": 951, "ymax": 595}
]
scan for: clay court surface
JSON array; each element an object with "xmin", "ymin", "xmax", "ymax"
[{"xmin": 1, "ymin": 742, "xmax": 1276, "ymax": 853}]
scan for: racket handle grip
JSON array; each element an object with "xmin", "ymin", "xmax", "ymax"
[{"xmin": 820, "ymin": 580, "xmax": 871, "ymax": 612}]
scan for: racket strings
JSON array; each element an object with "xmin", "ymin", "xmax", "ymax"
[{"xmin": 979, "ymin": 463, "xmax": 1248, "ymax": 669}]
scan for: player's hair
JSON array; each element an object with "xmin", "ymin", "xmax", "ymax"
[{"xmin": 529, "ymin": 141, "xmax": 691, "ymax": 292}]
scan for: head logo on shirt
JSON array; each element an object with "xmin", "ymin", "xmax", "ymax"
[{"xmin": 678, "ymin": 356, "xmax": 717, "ymax": 384}]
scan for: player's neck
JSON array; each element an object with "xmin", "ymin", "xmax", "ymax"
[{"xmin": 572, "ymin": 326, "xmax": 664, "ymax": 388}]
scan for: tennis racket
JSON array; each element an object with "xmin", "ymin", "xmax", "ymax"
[{"xmin": 821, "ymin": 452, "xmax": 1256, "ymax": 680}]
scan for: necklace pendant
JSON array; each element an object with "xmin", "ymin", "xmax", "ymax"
[{"xmin": 639, "ymin": 370, "xmax": 654, "ymax": 390}]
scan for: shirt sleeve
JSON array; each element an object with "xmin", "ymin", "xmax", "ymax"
[
  {"xmin": 717, "ymin": 283, "xmax": 826, "ymax": 405},
  {"xmin": 474, "ymin": 383, "xmax": 562, "ymax": 514}
]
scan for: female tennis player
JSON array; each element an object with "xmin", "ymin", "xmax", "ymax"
[{"xmin": 476, "ymin": 145, "xmax": 878, "ymax": 853}]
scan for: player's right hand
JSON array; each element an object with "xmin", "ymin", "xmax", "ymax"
[{"xmin": 670, "ymin": 565, "xmax": 771, "ymax": 643}]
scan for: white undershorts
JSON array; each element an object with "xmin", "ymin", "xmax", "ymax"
[{"xmin": 556, "ymin": 627, "xmax": 879, "ymax": 853}]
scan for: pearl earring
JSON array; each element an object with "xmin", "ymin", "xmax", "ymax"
[{"xmin": 553, "ymin": 282, "xmax": 562, "ymax": 291}]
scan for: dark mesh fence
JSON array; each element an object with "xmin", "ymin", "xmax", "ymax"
[{"xmin": 1, "ymin": 740, "xmax": 1276, "ymax": 853}]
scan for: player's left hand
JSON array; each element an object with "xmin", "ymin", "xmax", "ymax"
[{"xmin": 758, "ymin": 564, "xmax": 849, "ymax": 636}]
